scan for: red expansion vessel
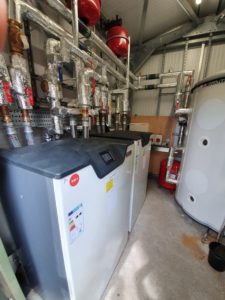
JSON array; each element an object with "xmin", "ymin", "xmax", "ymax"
[
  {"xmin": 78, "ymin": 0, "xmax": 101, "ymax": 26},
  {"xmin": 66, "ymin": 0, "xmax": 101, "ymax": 26},
  {"xmin": 107, "ymin": 26, "xmax": 129, "ymax": 57},
  {"xmin": 159, "ymin": 159, "xmax": 180, "ymax": 193}
]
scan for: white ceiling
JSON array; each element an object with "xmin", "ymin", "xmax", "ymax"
[{"xmin": 102, "ymin": 0, "xmax": 221, "ymax": 45}]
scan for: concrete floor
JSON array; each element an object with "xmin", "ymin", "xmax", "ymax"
[{"xmin": 103, "ymin": 179, "xmax": 225, "ymax": 300}]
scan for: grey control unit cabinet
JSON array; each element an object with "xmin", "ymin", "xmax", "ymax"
[{"xmin": 0, "ymin": 138, "xmax": 134, "ymax": 300}]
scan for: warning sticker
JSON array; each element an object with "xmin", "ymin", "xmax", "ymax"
[
  {"xmin": 106, "ymin": 179, "xmax": 113, "ymax": 192},
  {"xmin": 68, "ymin": 203, "xmax": 84, "ymax": 243}
]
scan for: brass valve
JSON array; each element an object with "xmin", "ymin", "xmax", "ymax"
[{"xmin": 8, "ymin": 19, "xmax": 24, "ymax": 55}]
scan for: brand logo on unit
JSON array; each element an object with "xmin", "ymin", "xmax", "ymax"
[{"xmin": 69, "ymin": 174, "xmax": 80, "ymax": 187}]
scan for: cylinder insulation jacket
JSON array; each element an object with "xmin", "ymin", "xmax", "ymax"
[{"xmin": 176, "ymin": 73, "xmax": 225, "ymax": 232}]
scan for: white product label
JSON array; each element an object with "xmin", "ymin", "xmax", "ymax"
[{"xmin": 68, "ymin": 203, "xmax": 84, "ymax": 243}]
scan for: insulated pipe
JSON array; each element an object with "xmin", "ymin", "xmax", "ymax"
[
  {"xmin": 21, "ymin": 109, "xmax": 34, "ymax": 145},
  {"xmin": 0, "ymin": 55, "xmax": 21, "ymax": 148},
  {"xmin": 139, "ymin": 70, "xmax": 193, "ymax": 80},
  {"xmin": 165, "ymin": 147, "xmax": 178, "ymax": 185},
  {"xmin": 78, "ymin": 68, "xmax": 102, "ymax": 107},
  {"xmin": 45, "ymin": 0, "xmax": 138, "ymax": 81},
  {"xmin": 14, "ymin": 1, "xmax": 137, "ymax": 90},
  {"xmin": 165, "ymin": 71, "xmax": 194, "ymax": 184},
  {"xmin": 183, "ymin": 73, "xmax": 193, "ymax": 108},
  {"xmin": 71, "ymin": 0, "xmax": 79, "ymax": 47},
  {"xmin": 139, "ymin": 82, "xmax": 177, "ymax": 90},
  {"xmin": 158, "ymin": 83, "xmax": 177, "ymax": 88},
  {"xmin": 8, "ymin": 0, "xmax": 14, "ymax": 22},
  {"xmin": 45, "ymin": 40, "xmax": 64, "ymax": 136},
  {"xmin": 121, "ymin": 90, "xmax": 129, "ymax": 131},
  {"xmin": 100, "ymin": 83, "xmax": 109, "ymax": 134},
  {"xmin": 175, "ymin": 72, "xmax": 184, "ymax": 110},
  {"xmin": 177, "ymin": 123, "xmax": 186, "ymax": 146},
  {"xmin": 70, "ymin": 116, "xmax": 77, "ymax": 138},
  {"xmin": 88, "ymin": 50, "xmax": 137, "ymax": 89},
  {"xmin": 107, "ymin": 93, "xmax": 112, "ymax": 128},
  {"xmin": 175, "ymin": 108, "xmax": 192, "ymax": 115},
  {"xmin": 77, "ymin": 67, "xmax": 104, "ymax": 138},
  {"xmin": 126, "ymin": 37, "xmax": 131, "ymax": 89},
  {"xmin": 8, "ymin": 18, "xmax": 34, "ymax": 146},
  {"xmin": 115, "ymin": 96, "xmax": 121, "ymax": 130}
]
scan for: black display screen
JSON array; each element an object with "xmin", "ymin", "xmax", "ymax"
[{"xmin": 100, "ymin": 151, "xmax": 114, "ymax": 164}]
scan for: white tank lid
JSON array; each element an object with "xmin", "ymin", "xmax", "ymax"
[{"xmin": 193, "ymin": 70, "xmax": 225, "ymax": 92}]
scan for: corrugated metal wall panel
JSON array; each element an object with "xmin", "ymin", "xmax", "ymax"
[
  {"xmin": 132, "ymin": 50, "xmax": 184, "ymax": 116},
  {"xmin": 132, "ymin": 90, "xmax": 158, "ymax": 115},
  {"xmin": 159, "ymin": 94, "xmax": 174, "ymax": 116},
  {"xmin": 132, "ymin": 54, "xmax": 162, "ymax": 116},
  {"xmin": 206, "ymin": 44, "xmax": 225, "ymax": 76},
  {"xmin": 163, "ymin": 50, "xmax": 183, "ymax": 73},
  {"xmin": 185, "ymin": 47, "xmax": 201, "ymax": 74},
  {"xmin": 138, "ymin": 54, "xmax": 163, "ymax": 75},
  {"xmin": 132, "ymin": 43, "xmax": 225, "ymax": 116}
]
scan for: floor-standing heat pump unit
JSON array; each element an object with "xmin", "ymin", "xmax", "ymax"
[
  {"xmin": 0, "ymin": 138, "xmax": 133, "ymax": 300},
  {"xmin": 91, "ymin": 131, "xmax": 151, "ymax": 231},
  {"xmin": 176, "ymin": 72, "xmax": 225, "ymax": 232}
]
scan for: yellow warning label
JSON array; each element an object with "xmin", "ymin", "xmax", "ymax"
[{"xmin": 106, "ymin": 179, "xmax": 113, "ymax": 192}]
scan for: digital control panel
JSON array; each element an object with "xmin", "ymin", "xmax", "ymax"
[{"xmin": 100, "ymin": 151, "xmax": 114, "ymax": 165}]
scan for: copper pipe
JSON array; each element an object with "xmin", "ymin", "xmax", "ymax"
[
  {"xmin": 82, "ymin": 107, "xmax": 89, "ymax": 138},
  {"xmin": 0, "ymin": 105, "xmax": 21, "ymax": 148},
  {"xmin": 8, "ymin": 19, "xmax": 24, "ymax": 56},
  {"xmin": 82, "ymin": 107, "xmax": 89, "ymax": 119},
  {"xmin": 21, "ymin": 109, "xmax": 31, "ymax": 123},
  {"xmin": 21, "ymin": 109, "xmax": 34, "ymax": 146},
  {"xmin": 0, "ymin": 106, "xmax": 12, "ymax": 123}
]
